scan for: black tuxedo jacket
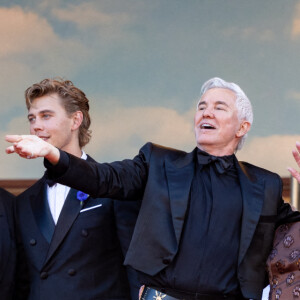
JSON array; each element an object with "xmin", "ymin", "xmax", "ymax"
[
  {"xmin": 47, "ymin": 143, "xmax": 300, "ymax": 300},
  {"xmin": 15, "ymin": 155, "xmax": 140, "ymax": 300},
  {"xmin": 0, "ymin": 188, "xmax": 15, "ymax": 300}
]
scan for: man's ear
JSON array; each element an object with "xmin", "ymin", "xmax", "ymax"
[
  {"xmin": 236, "ymin": 121, "xmax": 251, "ymax": 138},
  {"xmin": 71, "ymin": 111, "xmax": 83, "ymax": 131}
]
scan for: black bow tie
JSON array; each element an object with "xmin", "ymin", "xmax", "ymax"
[{"xmin": 197, "ymin": 149, "xmax": 234, "ymax": 174}]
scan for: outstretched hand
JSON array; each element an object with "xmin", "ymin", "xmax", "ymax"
[
  {"xmin": 288, "ymin": 141, "xmax": 300, "ymax": 183},
  {"xmin": 5, "ymin": 135, "xmax": 60, "ymax": 165}
]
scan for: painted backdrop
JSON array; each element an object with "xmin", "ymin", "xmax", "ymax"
[{"xmin": 0, "ymin": 0, "xmax": 300, "ymax": 178}]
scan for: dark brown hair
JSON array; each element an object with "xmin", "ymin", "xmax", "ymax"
[{"xmin": 25, "ymin": 78, "xmax": 91, "ymax": 147}]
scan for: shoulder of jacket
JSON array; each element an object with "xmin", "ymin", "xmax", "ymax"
[
  {"xmin": 141, "ymin": 142, "xmax": 188, "ymax": 158},
  {"xmin": 239, "ymin": 161, "xmax": 280, "ymax": 179},
  {"xmin": 16, "ymin": 178, "xmax": 44, "ymax": 200},
  {"xmin": 143, "ymin": 142, "xmax": 187, "ymax": 154}
]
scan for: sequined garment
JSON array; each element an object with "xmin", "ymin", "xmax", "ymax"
[{"xmin": 267, "ymin": 222, "xmax": 300, "ymax": 299}]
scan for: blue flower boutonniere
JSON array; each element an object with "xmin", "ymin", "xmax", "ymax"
[{"xmin": 77, "ymin": 191, "xmax": 89, "ymax": 207}]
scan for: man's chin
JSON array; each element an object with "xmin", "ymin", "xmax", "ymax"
[
  {"xmin": 196, "ymin": 138, "xmax": 216, "ymax": 147},
  {"xmin": 45, "ymin": 139, "xmax": 55, "ymax": 146}
]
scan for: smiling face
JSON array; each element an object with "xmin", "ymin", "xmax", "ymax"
[
  {"xmin": 194, "ymin": 88, "xmax": 250, "ymax": 156},
  {"xmin": 28, "ymin": 93, "xmax": 82, "ymax": 156}
]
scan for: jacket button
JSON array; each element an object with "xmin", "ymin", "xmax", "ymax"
[
  {"xmin": 68, "ymin": 269, "xmax": 76, "ymax": 276},
  {"xmin": 162, "ymin": 258, "xmax": 171, "ymax": 265},
  {"xmin": 81, "ymin": 229, "xmax": 88, "ymax": 237},
  {"xmin": 29, "ymin": 239, "xmax": 37, "ymax": 246},
  {"xmin": 40, "ymin": 272, "xmax": 48, "ymax": 279}
]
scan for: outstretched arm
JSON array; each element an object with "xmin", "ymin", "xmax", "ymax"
[
  {"xmin": 5, "ymin": 134, "xmax": 60, "ymax": 165},
  {"xmin": 6, "ymin": 135, "xmax": 151, "ymax": 200}
]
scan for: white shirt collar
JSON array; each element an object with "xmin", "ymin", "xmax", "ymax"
[{"xmin": 47, "ymin": 149, "xmax": 87, "ymax": 224}]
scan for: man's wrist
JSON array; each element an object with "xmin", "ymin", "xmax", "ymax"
[
  {"xmin": 44, "ymin": 149, "xmax": 70, "ymax": 179},
  {"xmin": 45, "ymin": 146, "xmax": 60, "ymax": 165}
]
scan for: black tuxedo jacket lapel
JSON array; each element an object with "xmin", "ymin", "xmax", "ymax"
[
  {"xmin": 165, "ymin": 149, "xmax": 196, "ymax": 243},
  {"xmin": 45, "ymin": 157, "xmax": 93, "ymax": 264},
  {"xmin": 45, "ymin": 188, "xmax": 82, "ymax": 264},
  {"xmin": 164, "ymin": 150, "xmax": 265, "ymax": 264},
  {"xmin": 236, "ymin": 160, "xmax": 265, "ymax": 265},
  {"xmin": 29, "ymin": 179, "xmax": 55, "ymax": 268}
]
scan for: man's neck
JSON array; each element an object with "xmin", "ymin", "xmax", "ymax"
[
  {"xmin": 197, "ymin": 145, "xmax": 235, "ymax": 157},
  {"xmin": 61, "ymin": 145, "xmax": 82, "ymax": 158}
]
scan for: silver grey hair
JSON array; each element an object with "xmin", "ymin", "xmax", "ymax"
[{"xmin": 198, "ymin": 77, "xmax": 253, "ymax": 151}]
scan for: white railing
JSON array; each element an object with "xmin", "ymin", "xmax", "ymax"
[{"xmin": 291, "ymin": 176, "xmax": 300, "ymax": 211}]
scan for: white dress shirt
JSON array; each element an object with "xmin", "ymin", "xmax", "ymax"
[
  {"xmin": 261, "ymin": 285, "xmax": 270, "ymax": 300},
  {"xmin": 47, "ymin": 151, "xmax": 87, "ymax": 224}
]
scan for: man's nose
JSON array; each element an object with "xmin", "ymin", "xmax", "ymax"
[
  {"xmin": 202, "ymin": 107, "xmax": 214, "ymax": 118},
  {"xmin": 32, "ymin": 120, "xmax": 43, "ymax": 132}
]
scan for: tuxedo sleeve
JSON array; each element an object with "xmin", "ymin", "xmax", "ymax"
[
  {"xmin": 275, "ymin": 174, "xmax": 300, "ymax": 226},
  {"xmin": 44, "ymin": 149, "xmax": 70, "ymax": 178},
  {"xmin": 44, "ymin": 143, "xmax": 152, "ymax": 201}
]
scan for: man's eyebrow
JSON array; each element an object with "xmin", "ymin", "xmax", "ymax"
[
  {"xmin": 197, "ymin": 100, "xmax": 229, "ymax": 107},
  {"xmin": 197, "ymin": 100, "xmax": 206, "ymax": 106},
  {"xmin": 215, "ymin": 100, "xmax": 229, "ymax": 106}
]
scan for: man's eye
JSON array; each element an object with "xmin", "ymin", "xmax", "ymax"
[
  {"xmin": 198, "ymin": 106, "xmax": 205, "ymax": 110},
  {"xmin": 28, "ymin": 118, "xmax": 35, "ymax": 123},
  {"xmin": 43, "ymin": 114, "xmax": 50, "ymax": 119}
]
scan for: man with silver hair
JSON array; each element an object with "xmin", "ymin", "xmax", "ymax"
[
  {"xmin": 199, "ymin": 77, "xmax": 253, "ymax": 151},
  {"xmin": 6, "ymin": 77, "xmax": 299, "ymax": 300}
]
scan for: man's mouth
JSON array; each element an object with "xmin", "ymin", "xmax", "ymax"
[
  {"xmin": 37, "ymin": 135, "xmax": 49, "ymax": 141},
  {"xmin": 200, "ymin": 123, "xmax": 216, "ymax": 130}
]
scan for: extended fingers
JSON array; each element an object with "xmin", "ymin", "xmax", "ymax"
[
  {"xmin": 6, "ymin": 140, "xmax": 32, "ymax": 157},
  {"xmin": 5, "ymin": 145, "xmax": 15, "ymax": 154},
  {"xmin": 288, "ymin": 167, "xmax": 300, "ymax": 184},
  {"xmin": 5, "ymin": 135, "xmax": 23, "ymax": 143},
  {"xmin": 5, "ymin": 134, "xmax": 42, "ymax": 160},
  {"xmin": 289, "ymin": 142, "xmax": 300, "ymax": 184},
  {"xmin": 292, "ymin": 149, "xmax": 300, "ymax": 168},
  {"xmin": 5, "ymin": 134, "xmax": 40, "ymax": 143}
]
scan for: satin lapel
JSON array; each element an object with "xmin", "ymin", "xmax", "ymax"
[
  {"xmin": 165, "ymin": 149, "xmax": 196, "ymax": 243},
  {"xmin": 30, "ymin": 178, "xmax": 55, "ymax": 245},
  {"xmin": 45, "ymin": 188, "xmax": 81, "ymax": 264},
  {"xmin": 236, "ymin": 160, "xmax": 265, "ymax": 265}
]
